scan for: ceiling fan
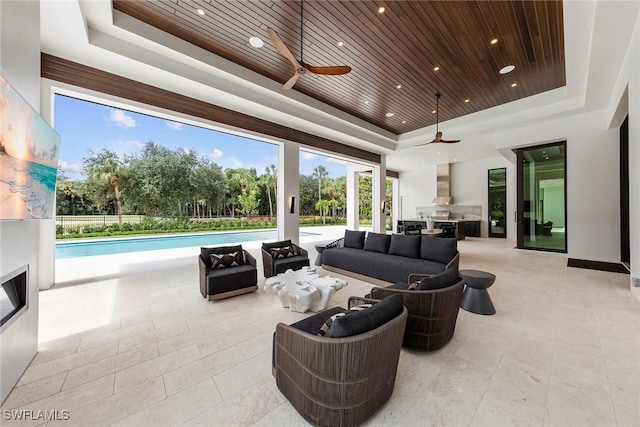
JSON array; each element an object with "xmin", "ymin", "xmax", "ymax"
[
  {"xmin": 416, "ymin": 93, "xmax": 461, "ymax": 145},
  {"xmin": 267, "ymin": 0, "xmax": 351, "ymax": 90}
]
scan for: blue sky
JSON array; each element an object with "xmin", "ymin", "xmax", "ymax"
[{"xmin": 54, "ymin": 95, "xmax": 346, "ymax": 181}]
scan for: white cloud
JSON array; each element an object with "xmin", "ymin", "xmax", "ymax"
[
  {"xmin": 210, "ymin": 148, "xmax": 223, "ymax": 159},
  {"xmin": 165, "ymin": 121, "xmax": 183, "ymax": 131},
  {"xmin": 58, "ymin": 159, "xmax": 84, "ymax": 174},
  {"xmin": 117, "ymin": 139, "xmax": 145, "ymax": 150},
  {"xmin": 108, "ymin": 109, "xmax": 136, "ymax": 128},
  {"xmin": 301, "ymin": 151, "xmax": 317, "ymax": 160}
]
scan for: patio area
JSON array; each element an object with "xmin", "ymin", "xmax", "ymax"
[{"xmin": 1, "ymin": 236, "xmax": 637, "ymax": 426}]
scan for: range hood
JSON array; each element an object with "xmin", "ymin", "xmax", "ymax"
[{"xmin": 433, "ymin": 164, "xmax": 453, "ymax": 205}]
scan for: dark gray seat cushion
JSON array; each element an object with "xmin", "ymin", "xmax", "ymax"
[
  {"xmin": 417, "ymin": 268, "xmax": 460, "ymax": 290},
  {"xmin": 328, "ymin": 294, "xmax": 404, "ymax": 338},
  {"xmin": 289, "ymin": 306, "xmax": 347, "ymax": 334},
  {"xmin": 420, "ymin": 237, "xmax": 457, "ymax": 264},
  {"xmin": 344, "ymin": 230, "xmax": 366, "ymax": 249},
  {"xmin": 364, "ymin": 232, "xmax": 391, "ymax": 253},
  {"xmin": 272, "ymin": 255, "xmax": 310, "ymax": 274},
  {"xmin": 205, "ymin": 263, "xmax": 257, "ymax": 295},
  {"xmin": 388, "ymin": 234, "xmax": 421, "ymax": 258},
  {"xmin": 262, "ymin": 240, "xmax": 293, "ymax": 251},
  {"xmin": 323, "ymin": 247, "xmax": 446, "ymax": 283}
]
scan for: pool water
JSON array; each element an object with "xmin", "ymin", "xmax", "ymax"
[{"xmin": 55, "ymin": 230, "xmax": 317, "ymax": 259}]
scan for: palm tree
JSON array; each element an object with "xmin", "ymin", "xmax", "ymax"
[
  {"xmin": 315, "ymin": 199, "xmax": 331, "ymax": 225},
  {"xmin": 261, "ymin": 164, "xmax": 277, "ymax": 220},
  {"xmin": 312, "ymin": 165, "xmax": 328, "ymax": 202},
  {"xmin": 84, "ymin": 148, "xmax": 128, "ymax": 226}
]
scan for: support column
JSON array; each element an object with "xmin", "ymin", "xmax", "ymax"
[
  {"xmin": 346, "ymin": 164, "xmax": 359, "ymax": 230},
  {"xmin": 277, "ymin": 142, "xmax": 300, "ymax": 242},
  {"xmin": 391, "ymin": 178, "xmax": 400, "ymax": 234},
  {"xmin": 372, "ymin": 155, "xmax": 387, "ymax": 233}
]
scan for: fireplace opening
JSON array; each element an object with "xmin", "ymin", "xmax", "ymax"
[{"xmin": 1, "ymin": 266, "xmax": 28, "ymax": 329}]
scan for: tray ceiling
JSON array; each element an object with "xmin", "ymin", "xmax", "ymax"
[{"xmin": 113, "ymin": 0, "xmax": 565, "ymax": 135}]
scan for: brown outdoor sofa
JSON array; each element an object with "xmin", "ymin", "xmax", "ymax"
[
  {"xmin": 272, "ymin": 294, "xmax": 408, "ymax": 427},
  {"xmin": 369, "ymin": 270, "xmax": 464, "ymax": 351}
]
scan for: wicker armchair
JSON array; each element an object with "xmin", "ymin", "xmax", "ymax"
[
  {"xmin": 261, "ymin": 240, "xmax": 309, "ymax": 278},
  {"xmin": 199, "ymin": 245, "xmax": 258, "ymax": 301},
  {"xmin": 370, "ymin": 274, "xmax": 464, "ymax": 351},
  {"xmin": 273, "ymin": 295, "xmax": 408, "ymax": 427}
]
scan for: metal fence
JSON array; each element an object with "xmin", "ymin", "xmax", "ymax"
[{"xmin": 56, "ymin": 215, "xmax": 145, "ymax": 229}]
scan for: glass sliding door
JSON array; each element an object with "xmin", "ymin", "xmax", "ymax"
[
  {"xmin": 488, "ymin": 168, "xmax": 507, "ymax": 238},
  {"xmin": 516, "ymin": 142, "xmax": 567, "ymax": 252}
]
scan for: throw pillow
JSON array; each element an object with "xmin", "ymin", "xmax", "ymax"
[
  {"xmin": 318, "ymin": 303, "xmax": 372, "ymax": 336},
  {"xmin": 344, "ymin": 230, "xmax": 366, "ymax": 249},
  {"xmin": 363, "ymin": 232, "xmax": 392, "ymax": 253},
  {"xmin": 388, "ymin": 234, "xmax": 422, "ymax": 258},
  {"xmin": 270, "ymin": 245, "xmax": 295, "ymax": 259},
  {"xmin": 417, "ymin": 268, "xmax": 460, "ymax": 290},
  {"xmin": 209, "ymin": 251, "xmax": 244, "ymax": 269}
]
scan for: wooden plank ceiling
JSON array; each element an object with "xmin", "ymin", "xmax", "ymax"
[{"xmin": 113, "ymin": 0, "xmax": 565, "ymax": 135}]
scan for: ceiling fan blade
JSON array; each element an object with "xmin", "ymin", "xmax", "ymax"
[
  {"xmin": 302, "ymin": 63, "xmax": 351, "ymax": 75},
  {"xmin": 282, "ymin": 72, "xmax": 300, "ymax": 90},
  {"xmin": 267, "ymin": 28, "xmax": 301, "ymax": 69}
]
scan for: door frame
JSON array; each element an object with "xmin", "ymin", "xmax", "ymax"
[{"xmin": 515, "ymin": 141, "xmax": 567, "ymax": 253}]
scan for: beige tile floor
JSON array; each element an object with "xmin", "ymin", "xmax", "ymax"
[{"xmin": 2, "ymin": 237, "xmax": 639, "ymax": 426}]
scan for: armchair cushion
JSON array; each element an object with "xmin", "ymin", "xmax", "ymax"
[
  {"xmin": 209, "ymin": 251, "xmax": 244, "ymax": 269},
  {"xmin": 328, "ymin": 294, "xmax": 404, "ymax": 338},
  {"xmin": 420, "ymin": 237, "xmax": 457, "ymax": 264},
  {"xmin": 318, "ymin": 303, "xmax": 373, "ymax": 336},
  {"xmin": 417, "ymin": 267, "xmax": 460, "ymax": 290},
  {"xmin": 388, "ymin": 234, "xmax": 421, "ymax": 258},
  {"xmin": 344, "ymin": 230, "xmax": 366, "ymax": 249},
  {"xmin": 262, "ymin": 239, "xmax": 292, "ymax": 251},
  {"xmin": 364, "ymin": 232, "xmax": 391, "ymax": 253}
]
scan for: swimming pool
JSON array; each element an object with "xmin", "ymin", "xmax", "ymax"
[{"xmin": 55, "ymin": 230, "xmax": 318, "ymax": 259}]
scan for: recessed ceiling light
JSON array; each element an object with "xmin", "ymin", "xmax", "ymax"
[
  {"xmin": 464, "ymin": 99, "xmax": 470, "ymax": 103},
  {"xmin": 378, "ymin": 6, "xmax": 385, "ymax": 13},
  {"xmin": 396, "ymin": 84, "xmax": 402, "ymax": 89},
  {"xmin": 511, "ymin": 83, "xmax": 518, "ymax": 87},
  {"xmin": 437, "ymin": 151, "xmax": 441, "ymax": 155},
  {"xmin": 196, "ymin": 8, "xmax": 205, "ymax": 16},
  {"xmin": 500, "ymin": 65, "xmax": 516, "ymax": 74},
  {"xmin": 432, "ymin": 110, "xmax": 436, "ymax": 114},
  {"xmin": 385, "ymin": 112, "xmax": 395, "ymax": 117},
  {"xmin": 364, "ymin": 100, "xmax": 369, "ymax": 104},
  {"xmin": 402, "ymin": 120, "xmax": 406, "ymax": 124},
  {"xmin": 249, "ymin": 36, "xmax": 264, "ymax": 48},
  {"xmin": 433, "ymin": 66, "xmax": 440, "ymax": 71},
  {"xmin": 337, "ymin": 41, "xmax": 344, "ymax": 47},
  {"xmin": 490, "ymin": 38, "xmax": 498, "ymax": 44}
]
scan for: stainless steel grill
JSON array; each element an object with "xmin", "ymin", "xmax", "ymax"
[{"xmin": 430, "ymin": 211, "xmax": 450, "ymax": 220}]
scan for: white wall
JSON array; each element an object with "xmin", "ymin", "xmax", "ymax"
[
  {"xmin": 398, "ymin": 165, "xmax": 437, "ymax": 220},
  {"xmin": 0, "ymin": 0, "xmax": 41, "ymax": 404},
  {"xmin": 451, "ymin": 157, "xmax": 514, "ymax": 239}
]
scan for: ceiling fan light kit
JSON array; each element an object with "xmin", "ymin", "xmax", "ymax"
[{"xmin": 267, "ymin": 0, "xmax": 351, "ymax": 90}]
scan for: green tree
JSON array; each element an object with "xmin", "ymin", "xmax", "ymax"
[
  {"xmin": 315, "ymin": 199, "xmax": 331, "ymax": 224},
  {"xmin": 83, "ymin": 148, "xmax": 129, "ymax": 226},
  {"xmin": 260, "ymin": 164, "xmax": 277, "ymax": 220},
  {"xmin": 312, "ymin": 165, "xmax": 328, "ymax": 202},
  {"xmin": 299, "ymin": 174, "xmax": 317, "ymax": 215}
]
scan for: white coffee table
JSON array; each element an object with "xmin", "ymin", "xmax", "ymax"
[{"xmin": 263, "ymin": 266, "xmax": 348, "ymax": 312}]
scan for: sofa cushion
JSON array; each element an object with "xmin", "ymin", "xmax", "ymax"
[
  {"xmin": 328, "ymin": 294, "xmax": 404, "ymax": 338},
  {"xmin": 417, "ymin": 268, "xmax": 460, "ymax": 290},
  {"xmin": 364, "ymin": 232, "xmax": 391, "ymax": 253},
  {"xmin": 388, "ymin": 234, "xmax": 421, "ymax": 259},
  {"xmin": 210, "ymin": 251, "xmax": 244, "ymax": 269},
  {"xmin": 344, "ymin": 230, "xmax": 366, "ymax": 249},
  {"xmin": 420, "ymin": 237, "xmax": 458, "ymax": 264},
  {"xmin": 262, "ymin": 240, "xmax": 293, "ymax": 251},
  {"xmin": 322, "ymin": 247, "xmax": 446, "ymax": 283},
  {"xmin": 201, "ymin": 245, "xmax": 243, "ymax": 268}
]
